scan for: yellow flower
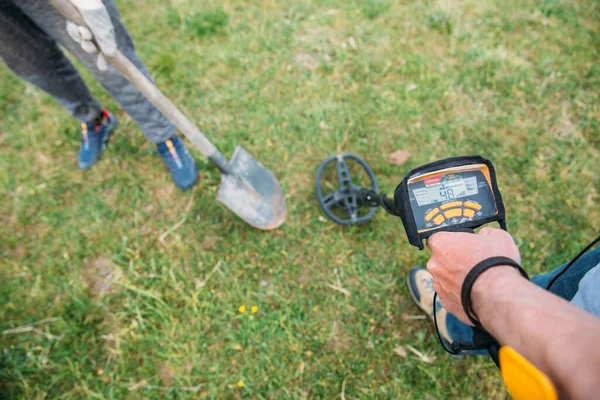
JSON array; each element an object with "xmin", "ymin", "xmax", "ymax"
[
  {"xmin": 236, "ymin": 380, "xmax": 244, "ymax": 387},
  {"xmin": 239, "ymin": 305, "xmax": 246, "ymax": 313},
  {"xmin": 251, "ymin": 306, "xmax": 258, "ymax": 313}
]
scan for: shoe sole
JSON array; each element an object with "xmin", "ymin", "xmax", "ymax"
[
  {"xmin": 177, "ymin": 173, "xmax": 198, "ymax": 190},
  {"xmin": 406, "ymin": 269, "xmax": 465, "ymax": 358},
  {"xmin": 406, "ymin": 268, "xmax": 429, "ymax": 315}
]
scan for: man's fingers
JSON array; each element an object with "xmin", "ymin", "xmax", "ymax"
[
  {"xmin": 96, "ymin": 54, "xmax": 109, "ymax": 71},
  {"xmin": 81, "ymin": 40, "xmax": 98, "ymax": 54},
  {"xmin": 65, "ymin": 23, "xmax": 100, "ymax": 57},
  {"xmin": 426, "ymin": 257, "xmax": 437, "ymax": 274},
  {"xmin": 478, "ymin": 226, "xmax": 502, "ymax": 237},
  {"xmin": 427, "ymin": 231, "xmax": 475, "ymax": 254},
  {"xmin": 66, "ymin": 22, "xmax": 81, "ymax": 43},
  {"xmin": 426, "ymin": 231, "xmax": 453, "ymax": 252},
  {"xmin": 79, "ymin": 26, "xmax": 93, "ymax": 41},
  {"xmin": 70, "ymin": 0, "xmax": 106, "ymax": 9},
  {"xmin": 426, "ymin": 233, "xmax": 440, "ymax": 251}
]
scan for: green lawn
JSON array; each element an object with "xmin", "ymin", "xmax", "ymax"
[{"xmin": 1, "ymin": 0, "xmax": 598, "ymax": 398}]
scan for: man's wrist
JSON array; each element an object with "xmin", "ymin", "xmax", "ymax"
[{"xmin": 470, "ymin": 266, "xmax": 522, "ymax": 326}]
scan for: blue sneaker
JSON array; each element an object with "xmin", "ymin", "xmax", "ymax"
[
  {"xmin": 157, "ymin": 136, "xmax": 198, "ymax": 190},
  {"xmin": 78, "ymin": 109, "xmax": 117, "ymax": 170}
]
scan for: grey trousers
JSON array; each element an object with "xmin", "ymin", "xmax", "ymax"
[{"xmin": 0, "ymin": 0, "xmax": 174, "ymax": 143}]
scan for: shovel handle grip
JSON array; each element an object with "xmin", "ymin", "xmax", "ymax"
[{"xmin": 49, "ymin": 0, "xmax": 224, "ymax": 163}]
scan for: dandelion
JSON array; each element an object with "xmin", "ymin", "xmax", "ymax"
[
  {"xmin": 251, "ymin": 306, "xmax": 258, "ymax": 313},
  {"xmin": 239, "ymin": 305, "xmax": 246, "ymax": 313},
  {"xmin": 236, "ymin": 380, "xmax": 244, "ymax": 387}
]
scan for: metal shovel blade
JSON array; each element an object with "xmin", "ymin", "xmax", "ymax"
[{"xmin": 216, "ymin": 146, "xmax": 286, "ymax": 230}]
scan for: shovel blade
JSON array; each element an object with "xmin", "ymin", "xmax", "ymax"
[{"xmin": 216, "ymin": 146, "xmax": 286, "ymax": 230}]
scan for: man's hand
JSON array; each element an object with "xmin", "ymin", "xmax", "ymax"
[
  {"xmin": 426, "ymin": 227, "xmax": 522, "ymax": 324},
  {"xmin": 427, "ymin": 228, "xmax": 600, "ymax": 399},
  {"xmin": 66, "ymin": 0, "xmax": 116, "ymax": 70}
]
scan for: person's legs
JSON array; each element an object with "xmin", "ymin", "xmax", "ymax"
[
  {"xmin": 0, "ymin": 0, "xmax": 118, "ymax": 169},
  {"xmin": 0, "ymin": 0, "xmax": 101, "ymax": 122},
  {"xmin": 530, "ymin": 246, "xmax": 600, "ymax": 300},
  {"xmin": 14, "ymin": 0, "xmax": 175, "ymax": 144},
  {"xmin": 10, "ymin": 0, "xmax": 197, "ymax": 188},
  {"xmin": 571, "ymin": 264, "xmax": 600, "ymax": 317}
]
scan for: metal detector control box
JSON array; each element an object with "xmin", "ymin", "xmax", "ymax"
[{"xmin": 395, "ymin": 156, "xmax": 506, "ymax": 249}]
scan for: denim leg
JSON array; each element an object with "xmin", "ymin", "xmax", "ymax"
[{"xmin": 530, "ymin": 247, "xmax": 600, "ymax": 301}]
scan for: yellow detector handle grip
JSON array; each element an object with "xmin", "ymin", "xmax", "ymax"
[{"xmin": 499, "ymin": 346, "xmax": 558, "ymax": 400}]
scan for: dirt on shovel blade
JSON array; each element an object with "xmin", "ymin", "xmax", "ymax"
[{"xmin": 216, "ymin": 146, "xmax": 286, "ymax": 230}]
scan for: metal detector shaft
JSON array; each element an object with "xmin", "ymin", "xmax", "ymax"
[{"xmin": 357, "ymin": 190, "xmax": 400, "ymax": 216}]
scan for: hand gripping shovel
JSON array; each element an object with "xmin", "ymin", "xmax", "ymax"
[{"xmin": 50, "ymin": 0, "xmax": 286, "ymax": 230}]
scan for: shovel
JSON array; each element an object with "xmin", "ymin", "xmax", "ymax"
[{"xmin": 50, "ymin": 0, "xmax": 286, "ymax": 230}]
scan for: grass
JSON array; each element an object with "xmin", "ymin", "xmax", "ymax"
[{"xmin": 0, "ymin": 0, "xmax": 598, "ymax": 398}]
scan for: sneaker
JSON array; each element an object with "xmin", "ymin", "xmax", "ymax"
[
  {"xmin": 406, "ymin": 267, "xmax": 457, "ymax": 351},
  {"xmin": 78, "ymin": 109, "xmax": 118, "ymax": 170},
  {"xmin": 157, "ymin": 136, "xmax": 198, "ymax": 190}
]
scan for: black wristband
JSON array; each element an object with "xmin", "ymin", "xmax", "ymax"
[{"xmin": 461, "ymin": 256, "xmax": 529, "ymax": 328}]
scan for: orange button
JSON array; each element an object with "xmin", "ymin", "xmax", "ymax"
[
  {"xmin": 443, "ymin": 208, "xmax": 462, "ymax": 218},
  {"xmin": 433, "ymin": 215, "xmax": 445, "ymax": 225},
  {"xmin": 440, "ymin": 201, "xmax": 463, "ymax": 210},
  {"xmin": 425, "ymin": 208, "xmax": 440, "ymax": 222},
  {"xmin": 463, "ymin": 209, "xmax": 475, "ymax": 218},
  {"xmin": 464, "ymin": 201, "xmax": 482, "ymax": 211}
]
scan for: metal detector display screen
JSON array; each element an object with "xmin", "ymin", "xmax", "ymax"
[
  {"xmin": 407, "ymin": 165, "xmax": 498, "ymax": 232},
  {"xmin": 412, "ymin": 176, "xmax": 479, "ymax": 206}
]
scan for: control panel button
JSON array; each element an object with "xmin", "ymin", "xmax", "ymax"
[
  {"xmin": 425, "ymin": 208, "xmax": 440, "ymax": 222},
  {"xmin": 433, "ymin": 215, "xmax": 445, "ymax": 225},
  {"xmin": 440, "ymin": 201, "xmax": 463, "ymax": 210},
  {"xmin": 464, "ymin": 201, "xmax": 482, "ymax": 211},
  {"xmin": 443, "ymin": 208, "xmax": 462, "ymax": 218},
  {"xmin": 463, "ymin": 209, "xmax": 475, "ymax": 218}
]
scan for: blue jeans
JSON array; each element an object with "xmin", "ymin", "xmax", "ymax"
[{"xmin": 447, "ymin": 247, "xmax": 600, "ymax": 354}]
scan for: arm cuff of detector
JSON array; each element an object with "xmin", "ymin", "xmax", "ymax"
[{"xmin": 461, "ymin": 256, "xmax": 529, "ymax": 328}]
